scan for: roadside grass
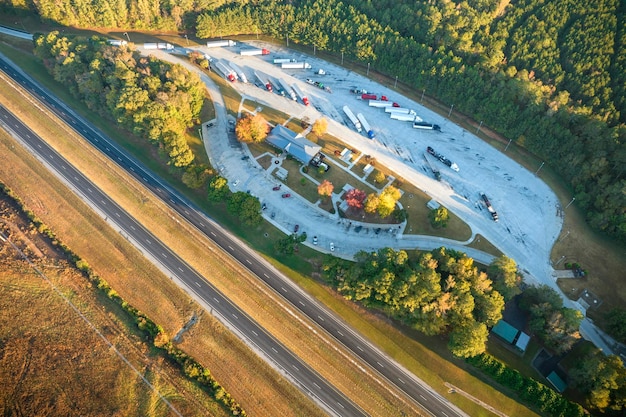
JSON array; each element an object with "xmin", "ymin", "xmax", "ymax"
[{"xmin": 467, "ymin": 234, "xmax": 504, "ymax": 257}]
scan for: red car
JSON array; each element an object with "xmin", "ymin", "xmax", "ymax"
[{"xmin": 282, "ymin": 193, "xmax": 291, "ymax": 198}]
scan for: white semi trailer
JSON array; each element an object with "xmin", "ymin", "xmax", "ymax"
[{"xmin": 343, "ymin": 105, "xmax": 362, "ymax": 133}]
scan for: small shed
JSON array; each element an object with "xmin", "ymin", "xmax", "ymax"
[
  {"xmin": 275, "ymin": 167, "xmax": 288, "ymax": 181},
  {"xmin": 492, "ymin": 320, "xmax": 518, "ymax": 344},
  {"xmin": 546, "ymin": 371, "xmax": 567, "ymax": 393},
  {"xmin": 515, "ymin": 332, "xmax": 531, "ymax": 352}
]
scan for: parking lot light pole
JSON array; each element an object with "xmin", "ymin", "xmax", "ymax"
[
  {"xmin": 123, "ymin": 32, "xmax": 130, "ymax": 42},
  {"xmin": 394, "ymin": 76, "xmax": 398, "ymax": 88},
  {"xmin": 476, "ymin": 120, "xmax": 483, "ymax": 134},
  {"xmin": 448, "ymin": 104, "xmax": 454, "ymax": 117},
  {"xmin": 367, "ymin": 62, "xmax": 370, "ymax": 76},
  {"xmin": 565, "ymin": 197, "xmax": 576, "ymax": 209},
  {"xmin": 504, "ymin": 138, "xmax": 513, "ymax": 151},
  {"xmin": 421, "ymin": 89, "xmax": 425, "ymax": 103},
  {"xmin": 535, "ymin": 161, "xmax": 545, "ymax": 176}
]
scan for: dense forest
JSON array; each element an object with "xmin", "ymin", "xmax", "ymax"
[
  {"xmin": 33, "ymin": 32, "xmax": 204, "ymax": 168},
  {"xmin": 5, "ymin": 0, "xmax": 623, "ymax": 243},
  {"xmin": 323, "ymin": 248, "xmax": 519, "ymax": 358}
]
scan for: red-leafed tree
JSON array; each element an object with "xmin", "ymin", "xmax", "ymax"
[{"xmin": 345, "ymin": 188, "xmax": 367, "ymax": 209}]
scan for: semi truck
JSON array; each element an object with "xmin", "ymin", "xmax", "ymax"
[
  {"xmin": 271, "ymin": 77, "xmax": 285, "ymax": 96},
  {"xmin": 343, "ymin": 106, "xmax": 362, "ymax": 133},
  {"xmin": 227, "ymin": 62, "xmax": 248, "ymax": 83},
  {"xmin": 390, "ymin": 113, "xmax": 416, "ymax": 122},
  {"xmin": 281, "ymin": 62, "xmax": 312, "ymax": 69},
  {"xmin": 368, "ymin": 100, "xmax": 394, "ymax": 108},
  {"xmin": 423, "ymin": 153, "xmax": 442, "ymax": 181},
  {"xmin": 240, "ymin": 48, "xmax": 270, "ymax": 56},
  {"xmin": 356, "ymin": 113, "xmax": 375, "ymax": 138},
  {"xmin": 143, "ymin": 43, "xmax": 174, "ymax": 50},
  {"xmin": 292, "ymin": 83, "xmax": 309, "ymax": 105},
  {"xmin": 413, "ymin": 121, "xmax": 441, "ymax": 131},
  {"xmin": 279, "ymin": 79, "xmax": 297, "ymax": 101},
  {"xmin": 480, "ymin": 193, "xmax": 499, "ymax": 222},
  {"xmin": 206, "ymin": 40, "xmax": 236, "ymax": 48},
  {"xmin": 427, "ymin": 146, "xmax": 459, "ymax": 172},
  {"xmin": 273, "ymin": 58, "xmax": 296, "ymax": 64},
  {"xmin": 361, "ymin": 93, "xmax": 377, "ymax": 100},
  {"xmin": 215, "ymin": 61, "xmax": 237, "ymax": 82},
  {"xmin": 254, "ymin": 72, "xmax": 273, "ymax": 91},
  {"xmin": 385, "ymin": 107, "xmax": 416, "ymax": 115}
]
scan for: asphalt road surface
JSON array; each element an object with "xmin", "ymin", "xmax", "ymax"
[{"xmin": 0, "ymin": 53, "xmax": 467, "ymax": 417}]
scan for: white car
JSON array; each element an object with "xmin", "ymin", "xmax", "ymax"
[
  {"xmin": 329, "ymin": 242, "xmax": 334, "ymax": 252},
  {"xmin": 312, "ymin": 236, "xmax": 318, "ymax": 245}
]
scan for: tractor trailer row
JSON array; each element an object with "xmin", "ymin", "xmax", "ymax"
[{"xmin": 343, "ymin": 106, "xmax": 362, "ymax": 133}]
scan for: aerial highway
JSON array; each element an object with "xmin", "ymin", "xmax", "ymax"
[{"xmin": 0, "ymin": 53, "xmax": 467, "ymax": 417}]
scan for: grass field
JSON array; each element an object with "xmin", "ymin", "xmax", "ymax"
[{"xmin": 0, "ymin": 197, "xmax": 231, "ymax": 417}]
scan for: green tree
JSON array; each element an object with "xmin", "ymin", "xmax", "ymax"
[
  {"xmin": 488, "ymin": 255, "xmax": 522, "ymax": 301},
  {"xmin": 448, "ymin": 320, "xmax": 489, "ymax": 358},
  {"xmin": 605, "ymin": 308, "xmax": 626, "ymax": 343},
  {"xmin": 570, "ymin": 349, "xmax": 626, "ymax": 412},
  {"xmin": 429, "ymin": 206, "xmax": 449, "ymax": 228},
  {"xmin": 207, "ymin": 176, "xmax": 229, "ymax": 202},
  {"xmin": 235, "ymin": 113, "xmax": 270, "ymax": 143}
]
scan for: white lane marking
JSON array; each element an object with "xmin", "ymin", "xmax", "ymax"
[
  {"xmin": 213, "ymin": 297, "xmax": 220, "ymax": 303},
  {"xmin": 114, "ymin": 212, "xmax": 120, "ymax": 217},
  {"xmin": 232, "ymin": 313, "xmax": 238, "ymax": 319},
  {"xmin": 299, "ymin": 301, "xmax": 305, "ymax": 307},
  {"xmin": 356, "ymin": 345, "xmax": 363, "ymax": 352},
  {"xmin": 245, "ymin": 259, "xmax": 252, "ymax": 265},
  {"xmin": 420, "ymin": 395, "xmax": 427, "ymax": 401},
  {"xmin": 292, "ymin": 365, "xmax": 299, "ymax": 371},
  {"xmin": 318, "ymin": 315, "xmax": 325, "ymax": 321},
  {"xmin": 398, "ymin": 378, "xmax": 405, "ymax": 384},
  {"xmin": 263, "ymin": 273, "xmax": 269, "ymax": 278},
  {"xmin": 228, "ymin": 245, "xmax": 234, "ymax": 251},
  {"xmin": 130, "ymin": 225, "xmax": 135, "ymax": 230},
  {"xmin": 210, "ymin": 231, "xmax": 216, "ymax": 237},
  {"xmin": 87, "ymin": 187, "xmax": 92, "ymax": 193},
  {"xmin": 251, "ymin": 330, "xmax": 258, "ymax": 336},
  {"xmin": 271, "ymin": 347, "xmax": 278, "ymax": 353},
  {"xmin": 281, "ymin": 287, "xmax": 287, "ymax": 293},
  {"xmin": 313, "ymin": 382, "xmax": 321, "ymax": 389},
  {"xmin": 161, "ymin": 253, "xmax": 167, "ymax": 258},
  {"xmin": 337, "ymin": 402, "xmax": 345, "ymax": 409},
  {"xmin": 61, "ymin": 165, "xmax": 66, "ymax": 170},
  {"xmin": 177, "ymin": 267, "xmax": 183, "ymax": 272},
  {"xmin": 199, "ymin": 222, "xmax": 205, "ymax": 227},
  {"xmin": 337, "ymin": 330, "xmax": 344, "ymax": 337},
  {"xmin": 195, "ymin": 282, "xmax": 201, "ymax": 287}
]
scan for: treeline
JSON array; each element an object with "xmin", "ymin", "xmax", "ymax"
[
  {"xmin": 33, "ymin": 32, "xmax": 204, "ymax": 168},
  {"xmin": 0, "ymin": 182, "xmax": 247, "ymax": 416},
  {"xmin": 323, "ymin": 247, "xmax": 521, "ymax": 358},
  {"xmin": 194, "ymin": 0, "xmax": 626, "ymax": 243}
]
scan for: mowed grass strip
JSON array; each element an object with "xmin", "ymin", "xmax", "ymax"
[{"xmin": 0, "ymin": 73, "xmax": 427, "ymax": 415}]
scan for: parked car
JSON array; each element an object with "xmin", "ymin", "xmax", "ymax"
[
  {"xmin": 273, "ymin": 185, "xmax": 282, "ymax": 191},
  {"xmin": 330, "ymin": 242, "xmax": 335, "ymax": 252},
  {"xmin": 282, "ymin": 193, "xmax": 291, "ymax": 198},
  {"xmin": 312, "ymin": 236, "xmax": 318, "ymax": 245},
  {"xmin": 294, "ymin": 224, "xmax": 299, "ymax": 233},
  {"xmin": 241, "ymin": 155, "xmax": 250, "ymax": 160},
  {"xmin": 262, "ymin": 203, "xmax": 267, "ymax": 210}
]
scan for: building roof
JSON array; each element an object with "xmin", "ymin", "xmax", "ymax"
[
  {"xmin": 515, "ymin": 332, "xmax": 531, "ymax": 352},
  {"xmin": 547, "ymin": 371, "xmax": 567, "ymax": 393},
  {"xmin": 492, "ymin": 320, "xmax": 519, "ymax": 344},
  {"xmin": 266, "ymin": 125, "xmax": 321, "ymax": 164}
]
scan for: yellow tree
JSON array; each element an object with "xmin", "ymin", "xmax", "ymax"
[
  {"xmin": 317, "ymin": 180, "xmax": 334, "ymax": 198},
  {"xmin": 312, "ymin": 117, "xmax": 328, "ymax": 136},
  {"xmin": 364, "ymin": 193, "xmax": 380, "ymax": 214},
  {"xmin": 236, "ymin": 113, "xmax": 270, "ymax": 143}
]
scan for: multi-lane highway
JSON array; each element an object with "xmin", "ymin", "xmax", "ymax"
[{"xmin": 0, "ymin": 53, "xmax": 467, "ymax": 417}]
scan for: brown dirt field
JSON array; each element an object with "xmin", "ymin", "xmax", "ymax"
[{"xmin": 0, "ymin": 197, "xmax": 230, "ymax": 417}]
